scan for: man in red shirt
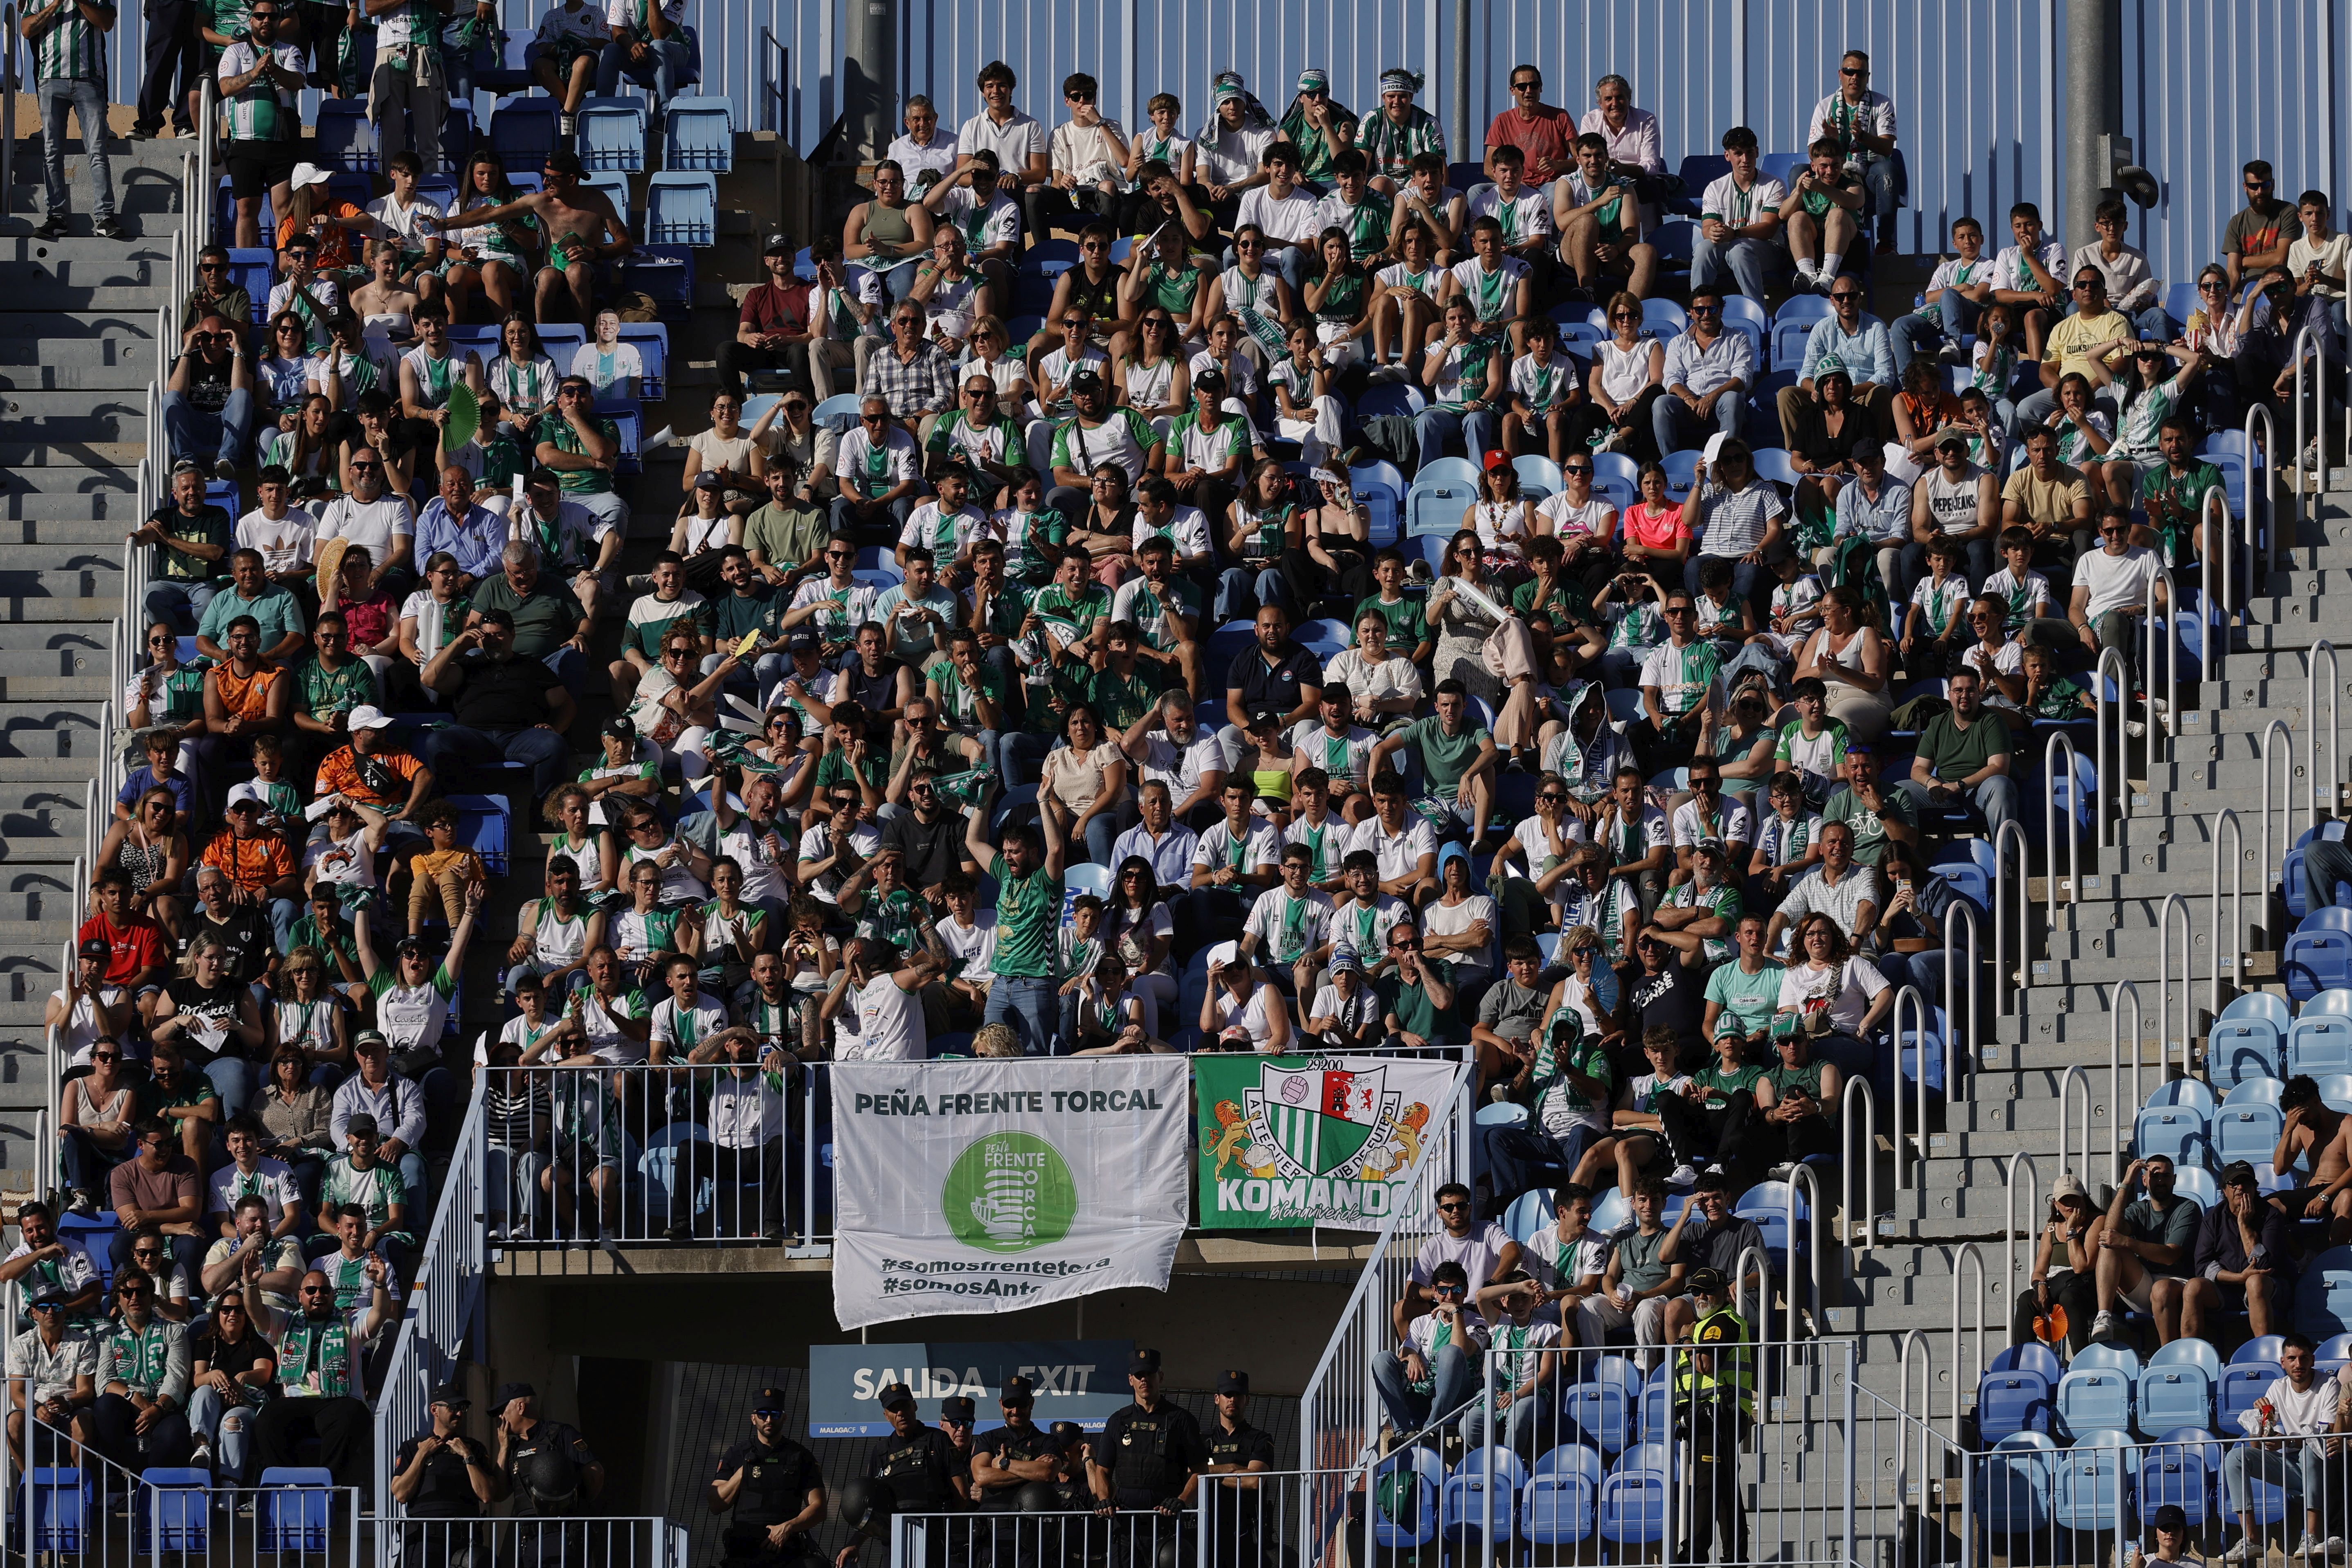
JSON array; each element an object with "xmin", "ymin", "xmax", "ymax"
[
  {"xmin": 1485, "ymin": 64, "xmax": 1577, "ymax": 187},
  {"xmin": 78, "ymin": 867, "xmax": 168, "ymax": 1000},
  {"xmin": 719, "ymin": 232, "xmax": 825, "ymax": 402}
]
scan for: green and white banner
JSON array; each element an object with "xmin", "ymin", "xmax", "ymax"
[
  {"xmin": 1196, "ymin": 1055, "xmax": 1461, "ymax": 1229},
  {"xmin": 832, "ymin": 1060, "xmax": 1192, "ymax": 1330}
]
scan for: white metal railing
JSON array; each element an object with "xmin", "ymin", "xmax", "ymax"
[
  {"xmin": 1952, "ymin": 1236, "xmax": 1990, "ymax": 1419},
  {"xmin": 2090, "ymin": 646, "xmax": 2131, "ymax": 845},
  {"xmin": 2109, "ymin": 977, "xmax": 2145, "ymax": 1187},
  {"xmin": 2313, "ymin": 639, "xmax": 2341, "ymax": 828},
  {"xmin": 372, "ymin": 1071, "xmax": 490, "ymax": 1517},
  {"xmin": 1839, "ymin": 1071, "xmax": 1877, "ymax": 1245},
  {"xmin": 1780, "ymin": 1161, "xmax": 1823, "ymax": 1344},
  {"xmin": 1992, "ymin": 818, "xmax": 2032, "ymax": 1012},
  {"xmin": 2260, "ymin": 715, "xmax": 2303, "ymax": 892},
  {"xmin": 2055, "ymin": 1064, "xmax": 2093, "ymax": 1180},
  {"xmin": 2155, "ymin": 891, "xmax": 2196, "ymax": 1071},
  {"xmin": 2293, "ymin": 324, "xmax": 2339, "ymax": 517},
  {"xmin": 0, "ymin": 10, "xmax": 14, "ymax": 217},
  {"xmin": 1295, "ymin": 1064, "xmax": 1476, "ymax": 1476},
  {"xmin": 1890, "ymin": 984, "xmax": 1927, "ymax": 1193},
  {"xmin": 1941, "ymin": 897, "xmax": 1980, "ymax": 1115},
  {"xmin": 2201, "ymin": 483, "xmax": 2234, "ymax": 685},
  {"xmin": 2213, "ymin": 806, "xmax": 2246, "ymax": 1013},
  {"xmin": 2143, "ymin": 564, "xmax": 2179, "ymax": 760},
  {"xmin": 2042, "ymin": 730, "xmax": 2082, "ymax": 926},
  {"xmin": 1999, "ymin": 1153, "xmax": 2036, "ymax": 1330},
  {"xmin": 2247, "ymin": 398, "xmax": 2280, "ymax": 569}
]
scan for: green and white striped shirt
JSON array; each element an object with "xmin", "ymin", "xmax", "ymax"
[
  {"xmin": 34, "ymin": 0, "xmax": 111, "ymax": 83},
  {"xmin": 216, "ymin": 38, "xmax": 306, "ymax": 142}
]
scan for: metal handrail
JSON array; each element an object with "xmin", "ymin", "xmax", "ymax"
[
  {"xmin": 1784, "ymin": 1161, "xmax": 1823, "ymax": 1345},
  {"xmin": 1952, "ymin": 1239, "xmax": 1988, "ymax": 1438},
  {"xmin": 1839, "ymin": 1072, "xmax": 1877, "ymax": 1248},
  {"xmin": 2091, "ymin": 647, "xmax": 2131, "ymax": 846},
  {"xmin": 1898, "ymin": 1326, "xmax": 1938, "ymax": 1472},
  {"xmin": 2043, "ymin": 730, "xmax": 2082, "ymax": 927},
  {"xmin": 2144, "ymin": 564, "xmax": 2179, "ymax": 765},
  {"xmin": 2001, "ymin": 1153, "xmax": 2038, "ymax": 1324},
  {"xmin": 2155, "ymin": 891, "xmax": 2195, "ymax": 1076},
  {"xmin": 2294, "ymin": 325, "xmax": 2329, "ymax": 518},
  {"xmin": 2201, "ymin": 484, "xmax": 2233, "ymax": 685},
  {"xmin": 2246, "ymin": 400, "xmax": 2280, "ymax": 569},
  {"xmin": 2109, "ymin": 978, "xmax": 2144, "ymax": 1186},
  {"xmin": 1992, "ymin": 818, "xmax": 2033, "ymax": 1011},
  {"xmin": 2260, "ymin": 717, "xmax": 2301, "ymax": 891},
  {"xmin": 1942, "ymin": 897, "xmax": 1978, "ymax": 1102},
  {"xmin": 0, "ymin": 9, "xmax": 16, "ymax": 225},
  {"xmin": 1734, "ymin": 1240, "xmax": 1772, "ymax": 1329},
  {"xmin": 2313, "ymin": 640, "xmax": 2341, "ymax": 829},
  {"xmin": 2212, "ymin": 808, "xmax": 2245, "ymax": 1018},
  {"xmin": 1891, "ymin": 983, "xmax": 1927, "ymax": 1192},
  {"xmin": 2056, "ymin": 1064, "xmax": 2093, "ymax": 1181}
]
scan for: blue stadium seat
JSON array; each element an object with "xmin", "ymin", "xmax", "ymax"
[
  {"xmin": 1598, "ymin": 1443, "xmax": 1671, "ymax": 1552},
  {"xmin": 1771, "ymin": 297, "xmax": 1831, "ymax": 371},
  {"xmin": 1355, "ymin": 382, "xmax": 1427, "ymax": 422},
  {"xmin": 1976, "ymin": 1432, "xmax": 2055, "ymax": 1536},
  {"xmin": 2151, "ymin": 1339, "xmax": 2221, "ymax": 1374},
  {"xmin": 1522, "ymin": 1444, "xmax": 1600, "ymax": 1547},
  {"xmin": 490, "ymin": 99, "xmax": 560, "ymax": 174},
  {"xmin": 577, "ymin": 95, "xmax": 649, "ymax": 173},
  {"xmin": 1512, "ymin": 454, "xmax": 1563, "ymax": 500},
  {"xmin": 611, "ymin": 409, "xmax": 642, "ymax": 475},
  {"xmin": 2296, "ymin": 1245, "xmax": 2352, "ymax": 1334},
  {"xmin": 2219, "ymin": 1359, "xmax": 2282, "ymax": 1431},
  {"xmin": 663, "ymin": 95, "xmax": 735, "ymax": 173},
  {"xmin": 645, "ymin": 173, "xmax": 717, "ymax": 246},
  {"xmin": 2138, "ymin": 1428, "xmax": 2218, "ymax": 1528},
  {"xmin": 2170, "ymin": 1164, "xmax": 2218, "ymax": 1210},
  {"xmin": 2321, "ymin": 1332, "xmax": 2352, "ymax": 1374},
  {"xmin": 226, "ymin": 249, "xmax": 274, "ymax": 325},
  {"xmin": 1502, "ymin": 1187, "xmax": 1554, "ymax": 1250},
  {"xmin": 1406, "ymin": 473, "xmax": 1477, "ymax": 538},
  {"xmin": 1974, "ymin": 1370, "xmax": 2051, "ymax": 1442},
  {"xmin": 2053, "ymin": 1361, "xmax": 2133, "ymax": 1441},
  {"xmin": 2052, "ymin": 1430, "xmax": 2132, "ymax": 1532},
  {"xmin": 2132, "ymin": 1104, "xmax": 2209, "ymax": 1168},
  {"xmin": 2283, "ymin": 908, "xmax": 2352, "ymax": 1002},
  {"xmin": 437, "ymin": 103, "xmax": 476, "ymax": 174},
  {"xmin": 475, "ymin": 34, "xmax": 532, "ymax": 94},
  {"xmin": 2135, "ymin": 1364, "xmax": 2213, "ymax": 1437},
  {"xmin": 2226, "ymin": 992, "xmax": 2295, "ymax": 1030},
  {"xmin": 446, "ymin": 793, "xmax": 512, "ymax": 875},
  {"xmin": 621, "ymin": 245, "xmax": 696, "ymax": 317},
  {"xmin": 2313, "ymin": 989, "xmax": 2352, "ymax": 1016},
  {"xmin": 1440, "ymin": 1447, "xmax": 1527, "ymax": 1546},
  {"xmin": 1562, "ymin": 1380, "xmax": 1632, "ymax": 1454},
  {"xmin": 1371, "ymin": 1448, "xmax": 1441, "ymax": 1548},
  {"xmin": 1671, "ymin": 154, "xmax": 1729, "ymax": 215},
  {"xmin": 313, "ymin": 99, "xmax": 378, "ymax": 172},
  {"xmin": 137, "ymin": 1467, "xmax": 211, "ymax": 1552},
  {"xmin": 415, "ymin": 175, "xmax": 458, "ymax": 216},
  {"xmin": 1660, "ymin": 448, "xmax": 1700, "ymax": 500},
  {"xmin": 2210, "ymin": 1016, "xmax": 2286, "ymax": 1093},
  {"xmin": 1734, "ymin": 1180, "xmax": 1808, "ymax": 1275},
  {"xmin": 2286, "ymin": 821, "xmax": 2351, "ymax": 918},
  {"xmin": 22, "ymin": 1469, "xmax": 89, "ymax": 1554},
  {"xmin": 2289, "ymin": 1012, "xmax": 2352, "ymax": 1077},
  {"xmin": 1991, "ymin": 1343, "xmax": 2062, "ymax": 1380},
  {"xmin": 618, "ymin": 322, "xmax": 668, "ymax": 400},
  {"xmin": 256, "ymin": 1467, "xmax": 335, "ymax": 1553}
]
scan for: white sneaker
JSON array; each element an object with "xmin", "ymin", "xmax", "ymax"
[
  {"xmin": 1667, "ymin": 1163, "xmax": 1700, "ymax": 1187},
  {"xmin": 2220, "ymin": 1539, "xmax": 2253, "ymax": 1565},
  {"xmin": 1368, "ymin": 362, "xmax": 1408, "ymax": 385},
  {"xmin": 2125, "ymin": 719, "xmax": 2147, "ymax": 739},
  {"xmin": 2324, "ymin": 1536, "xmax": 2343, "ymax": 1559},
  {"xmin": 558, "ymin": 112, "xmax": 577, "ymax": 137},
  {"xmin": 2297, "ymin": 1532, "xmax": 2323, "ymax": 1559},
  {"xmin": 2089, "ymin": 1309, "xmax": 2117, "ymax": 1341}
]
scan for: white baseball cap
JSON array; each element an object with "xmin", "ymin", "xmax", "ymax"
[
  {"xmin": 288, "ymin": 162, "xmax": 331, "ymax": 191},
  {"xmin": 346, "ymin": 704, "xmax": 395, "ymax": 731},
  {"xmin": 224, "ymin": 781, "xmax": 272, "ymax": 812}
]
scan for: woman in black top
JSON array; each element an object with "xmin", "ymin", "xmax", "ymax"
[
  {"xmin": 147, "ymin": 932, "xmax": 265, "ymax": 1116},
  {"xmin": 1788, "ymin": 364, "xmax": 1867, "ymax": 528}
]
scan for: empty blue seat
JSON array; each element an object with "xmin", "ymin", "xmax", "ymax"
[
  {"xmin": 1562, "ymin": 1381, "xmax": 1632, "ymax": 1454},
  {"xmin": 2297, "ymin": 1246, "xmax": 2352, "ymax": 1334},
  {"xmin": 138, "ymin": 1467, "xmax": 211, "ymax": 1553},
  {"xmin": 2290, "ymin": 1013, "xmax": 2352, "ymax": 1077},
  {"xmin": 1440, "ymin": 1447, "xmax": 1527, "ymax": 1545},
  {"xmin": 226, "ymin": 248, "xmax": 274, "ymax": 324},
  {"xmin": 2171, "ymin": 1165, "xmax": 2219, "ymax": 1210},
  {"xmin": 1976, "ymin": 1432, "xmax": 2055, "ymax": 1536},
  {"xmin": 1522, "ymin": 1444, "xmax": 1601, "ymax": 1547},
  {"xmin": 2209, "ymin": 1017, "xmax": 2286, "ymax": 1092},
  {"xmin": 578, "ymin": 95, "xmax": 649, "ymax": 173},
  {"xmin": 313, "ymin": 99, "xmax": 378, "ymax": 172},
  {"xmin": 663, "ymin": 94, "xmax": 735, "ymax": 172},
  {"xmin": 2138, "ymin": 1428, "xmax": 2218, "ymax": 1527},
  {"xmin": 644, "ymin": 173, "xmax": 717, "ymax": 246},
  {"xmin": 446, "ymin": 793, "xmax": 512, "ymax": 876},
  {"xmin": 257, "ymin": 1467, "xmax": 335, "ymax": 1553},
  {"xmin": 1974, "ymin": 1370, "xmax": 2051, "ymax": 1442},
  {"xmin": 2133, "ymin": 1105, "xmax": 2210, "ymax": 1168},
  {"xmin": 2136, "ymin": 1364, "xmax": 2213, "ymax": 1436},
  {"xmin": 1991, "ymin": 1343, "xmax": 2062, "ymax": 1380},
  {"xmin": 1598, "ymin": 1443, "xmax": 1671, "ymax": 1552},
  {"xmin": 490, "ymin": 99, "xmax": 560, "ymax": 173},
  {"xmin": 2054, "ymin": 1363, "xmax": 2133, "ymax": 1440},
  {"xmin": 2052, "ymin": 1431, "xmax": 2132, "ymax": 1532}
]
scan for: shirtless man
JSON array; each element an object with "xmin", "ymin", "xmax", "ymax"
[
  {"xmin": 420, "ymin": 150, "xmax": 633, "ymax": 325},
  {"xmin": 2271, "ymin": 1073, "xmax": 2352, "ymax": 1241}
]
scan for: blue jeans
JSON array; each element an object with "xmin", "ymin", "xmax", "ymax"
[
  {"xmin": 202, "ymin": 1052, "xmax": 257, "ymax": 1112},
  {"xmin": 595, "ymin": 34, "xmax": 690, "ymax": 103},
  {"xmin": 2224, "ymin": 1439, "xmax": 2323, "ymax": 1514},
  {"xmin": 1858, "ymin": 156, "xmax": 1898, "ymax": 238},
  {"xmin": 1689, "ymin": 234, "xmax": 1781, "ymax": 303},
  {"xmin": 1682, "ymin": 553, "xmax": 1764, "ymax": 610},
  {"xmin": 37, "ymin": 76, "xmax": 113, "ymax": 222},
  {"xmin": 145, "ymin": 580, "xmax": 218, "ymax": 636},
  {"xmin": 163, "ymin": 388, "xmax": 254, "ymax": 468},
  {"xmin": 1896, "ymin": 773, "xmax": 2021, "ymax": 841},
  {"xmin": 541, "ymin": 645, "xmax": 587, "ymax": 700},
  {"xmin": 984, "ymin": 974, "xmax": 1059, "ymax": 1056},
  {"xmin": 996, "ymin": 729, "xmax": 1056, "ymax": 787},
  {"xmin": 420, "ymin": 723, "xmax": 573, "ymax": 801},
  {"xmin": 186, "ymin": 1383, "xmax": 256, "ymax": 1480},
  {"xmin": 1413, "ymin": 405, "xmax": 1499, "ymax": 470},
  {"xmin": 1216, "ymin": 564, "xmax": 1295, "ymax": 622},
  {"xmin": 831, "ymin": 493, "xmax": 914, "ymax": 539},
  {"xmin": 1372, "ymin": 1340, "xmax": 1481, "ymax": 1444},
  {"xmin": 704, "ymin": 649, "xmax": 787, "ymax": 705},
  {"xmin": 1890, "ymin": 292, "xmax": 1984, "ymax": 374},
  {"xmin": 1653, "ymin": 389, "xmax": 1742, "ymax": 457}
]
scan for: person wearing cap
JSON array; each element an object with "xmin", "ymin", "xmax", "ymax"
[
  {"xmin": 2128, "ymin": 1501, "xmax": 2200, "ymax": 1567},
  {"xmin": 710, "ymin": 1386, "xmax": 825, "ymax": 1564},
  {"xmin": 211, "ymin": 0, "xmax": 306, "ymax": 249},
  {"xmin": 969, "ymin": 1373, "xmax": 1060, "ymax": 1520},
  {"xmin": 197, "ymin": 778, "xmax": 301, "ymax": 942},
  {"xmin": 310, "ymin": 702, "xmax": 433, "ymax": 826},
  {"xmin": 46, "ymin": 934, "xmax": 133, "ymax": 1075},
  {"xmin": 138, "ymin": 463, "xmax": 239, "ymax": 643},
  {"xmin": 7, "ymin": 1283, "xmax": 96, "ymax": 1468},
  {"xmin": 2184, "ymin": 1159, "xmax": 2295, "ymax": 1346},
  {"xmin": 1092, "ymin": 1347, "xmax": 1207, "ymax": 1521},
  {"xmin": 489, "ymin": 1379, "xmax": 604, "ymax": 1526},
  {"xmin": 848, "ymin": 1380, "xmax": 963, "ymax": 1550},
  {"xmin": 1646, "ymin": 821, "xmax": 1746, "ymax": 976},
  {"xmin": 724, "ymin": 234, "xmax": 824, "ymax": 402},
  {"xmin": 1195, "ymin": 1367, "xmax": 1276, "ymax": 1553},
  {"xmin": 1899, "ymin": 422, "xmax": 2000, "ymax": 588},
  {"xmin": 391, "ymin": 1381, "xmax": 500, "ymax": 1561},
  {"xmin": 2012, "ymin": 1170, "xmax": 2100, "ymax": 1355},
  {"xmin": 1671, "ymin": 1262, "xmax": 1754, "ymax": 1565}
]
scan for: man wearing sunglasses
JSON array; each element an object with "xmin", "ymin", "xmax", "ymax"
[
  {"xmin": 212, "ymin": 1, "xmax": 306, "ymax": 249},
  {"xmin": 1803, "ymin": 50, "xmax": 1899, "ymax": 255},
  {"xmin": 2225, "ymin": 159, "xmax": 2297, "ymax": 292},
  {"xmin": 251, "ymin": 1267, "xmax": 391, "ymax": 1487},
  {"xmin": 163, "ymin": 309, "xmax": 256, "ymax": 483},
  {"xmin": 2067, "ymin": 506, "xmax": 2167, "ymax": 668},
  {"xmin": 89, "ymin": 1264, "xmax": 193, "ymax": 1471},
  {"xmin": 711, "ymin": 1386, "xmax": 826, "ymax": 1564},
  {"xmin": 8, "ymin": 1284, "xmax": 94, "ymax": 1469},
  {"xmin": 2013, "ymin": 269, "xmax": 2130, "ymax": 434},
  {"xmin": 529, "ymin": 373, "xmax": 628, "ymax": 538}
]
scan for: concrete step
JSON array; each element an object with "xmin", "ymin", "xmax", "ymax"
[
  {"xmin": 0, "ymin": 359, "xmax": 163, "ymax": 391},
  {"xmin": 0, "ymin": 391, "xmax": 147, "ymax": 442},
  {"xmin": 0, "ymin": 633, "xmax": 120, "ymax": 673},
  {"xmin": 0, "ymin": 311, "xmax": 160, "ymax": 343},
  {"xmin": 0, "ymin": 243, "xmax": 169, "ymax": 293},
  {"xmin": 0, "ymin": 596, "xmax": 126, "ymax": 625},
  {"xmin": 0, "ymin": 507, "xmax": 139, "ymax": 535},
  {"xmin": 0, "ymin": 334, "xmax": 157, "ymax": 370},
  {"xmin": 0, "ymin": 443, "xmax": 142, "ymax": 469},
  {"xmin": 0, "ymin": 282, "xmax": 174, "ymax": 314},
  {"xmin": 3, "ymin": 133, "xmax": 210, "ymax": 177}
]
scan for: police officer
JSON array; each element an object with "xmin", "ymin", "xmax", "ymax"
[
  {"xmin": 709, "ymin": 1386, "xmax": 827, "ymax": 1566},
  {"xmin": 967, "ymin": 1376, "xmax": 1062, "ymax": 1563},
  {"xmin": 389, "ymin": 1381, "xmax": 501, "ymax": 1568},
  {"xmin": 492, "ymin": 1381, "xmax": 605, "ymax": 1566},
  {"xmin": 1671, "ymin": 1267, "xmax": 1754, "ymax": 1566},
  {"xmin": 1090, "ymin": 1348, "xmax": 1209, "ymax": 1561},
  {"xmin": 836, "ymin": 1382, "xmax": 966, "ymax": 1568},
  {"xmin": 1200, "ymin": 1370, "xmax": 1277, "ymax": 1566},
  {"xmin": 938, "ymin": 1394, "xmax": 978, "ymax": 1478}
]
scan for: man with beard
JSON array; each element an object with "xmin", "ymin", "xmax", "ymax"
[{"xmin": 251, "ymin": 1265, "xmax": 393, "ymax": 1486}]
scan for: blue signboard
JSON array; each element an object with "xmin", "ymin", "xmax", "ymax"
[{"xmin": 808, "ymin": 1340, "xmax": 1136, "ymax": 1437}]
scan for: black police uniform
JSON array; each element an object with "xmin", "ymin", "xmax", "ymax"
[
  {"xmin": 714, "ymin": 1435, "xmax": 826, "ymax": 1565},
  {"xmin": 870, "ymin": 1420, "xmax": 963, "ymax": 1512},
  {"xmin": 1098, "ymin": 1395, "xmax": 1210, "ymax": 1563},
  {"xmin": 501, "ymin": 1416, "xmax": 604, "ymax": 1566},
  {"xmin": 391, "ymin": 1433, "xmax": 488, "ymax": 1568},
  {"xmin": 970, "ymin": 1418, "xmax": 1061, "ymax": 1510},
  {"xmin": 1201, "ymin": 1417, "xmax": 1279, "ymax": 1566}
]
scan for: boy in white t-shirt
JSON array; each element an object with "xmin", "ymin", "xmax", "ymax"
[{"xmin": 1771, "ymin": 679, "xmax": 1848, "ymax": 806}]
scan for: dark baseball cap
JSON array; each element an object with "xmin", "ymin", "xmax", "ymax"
[
  {"xmin": 76, "ymin": 938, "xmax": 111, "ymax": 960},
  {"xmin": 2152, "ymin": 1503, "xmax": 2189, "ymax": 1532},
  {"xmin": 763, "ymin": 233, "xmax": 794, "ymax": 256},
  {"xmin": 1686, "ymin": 1266, "xmax": 1729, "ymax": 1295},
  {"xmin": 877, "ymin": 1381, "xmax": 916, "ymax": 1410},
  {"xmin": 342, "ymin": 1113, "xmax": 379, "ymax": 1138},
  {"xmin": 429, "ymin": 1381, "xmax": 469, "ymax": 1408},
  {"xmin": 752, "ymin": 1386, "xmax": 788, "ymax": 1414},
  {"xmin": 786, "ymin": 628, "xmax": 820, "ymax": 652},
  {"xmin": 1068, "ymin": 368, "xmax": 1106, "ymax": 394},
  {"xmin": 1128, "ymin": 1348, "xmax": 1162, "ymax": 1377},
  {"xmin": 1934, "ymin": 429, "xmax": 1970, "ymax": 452},
  {"xmin": 492, "ymin": 1381, "xmax": 535, "ymax": 1408},
  {"xmin": 695, "ymin": 470, "xmax": 724, "ymax": 490},
  {"xmin": 1001, "ymin": 1375, "xmax": 1035, "ymax": 1405},
  {"xmin": 1216, "ymin": 1370, "xmax": 1249, "ymax": 1396},
  {"xmin": 939, "ymin": 1395, "xmax": 977, "ymax": 1423}
]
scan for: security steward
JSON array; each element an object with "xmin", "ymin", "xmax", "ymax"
[
  {"xmin": 389, "ymin": 1381, "xmax": 502, "ymax": 1568},
  {"xmin": 967, "ymin": 1375, "xmax": 1062, "ymax": 1561},
  {"xmin": 709, "ymin": 1386, "xmax": 827, "ymax": 1566},
  {"xmin": 492, "ymin": 1381, "xmax": 605, "ymax": 1567},
  {"xmin": 1671, "ymin": 1267, "xmax": 1754, "ymax": 1566},
  {"xmin": 938, "ymin": 1394, "xmax": 979, "ymax": 1480},
  {"xmin": 1199, "ymin": 1370, "xmax": 1277, "ymax": 1566},
  {"xmin": 1089, "ymin": 1348, "xmax": 1210, "ymax": 1558},
  {"xmin": 836, "ymin": 1381, "xmax": 967, "ymax": 1568}
]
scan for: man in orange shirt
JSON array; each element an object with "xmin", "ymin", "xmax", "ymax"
[
  {"xmin": 312, "ymin": 704, "xmax": 434, "ymax": 834},
  {"xmin": 1484, "ymin": 64, "xmax": 1576, "ymax": 187},
  {"xmin": 189, "ymin": 616, "xmax": 291, "ymax": 822},
  {"xmin": 202, "ymin": 785, "xmax": 302, "ymax": 951}
]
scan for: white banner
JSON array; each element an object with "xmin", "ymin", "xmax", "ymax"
[{"xmin": 831, "ymin": 1059, "xmax": 1192, "ymax": 1330}]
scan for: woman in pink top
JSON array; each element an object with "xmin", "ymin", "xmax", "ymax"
[{"xmin": 1617, "ymin": 461, "xmax": 1693, "ymax": 591}]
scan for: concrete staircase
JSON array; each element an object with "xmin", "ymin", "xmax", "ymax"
[{"xmin": 0, "ymin": 132, "xmax": 190, "ymax": 1184}]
